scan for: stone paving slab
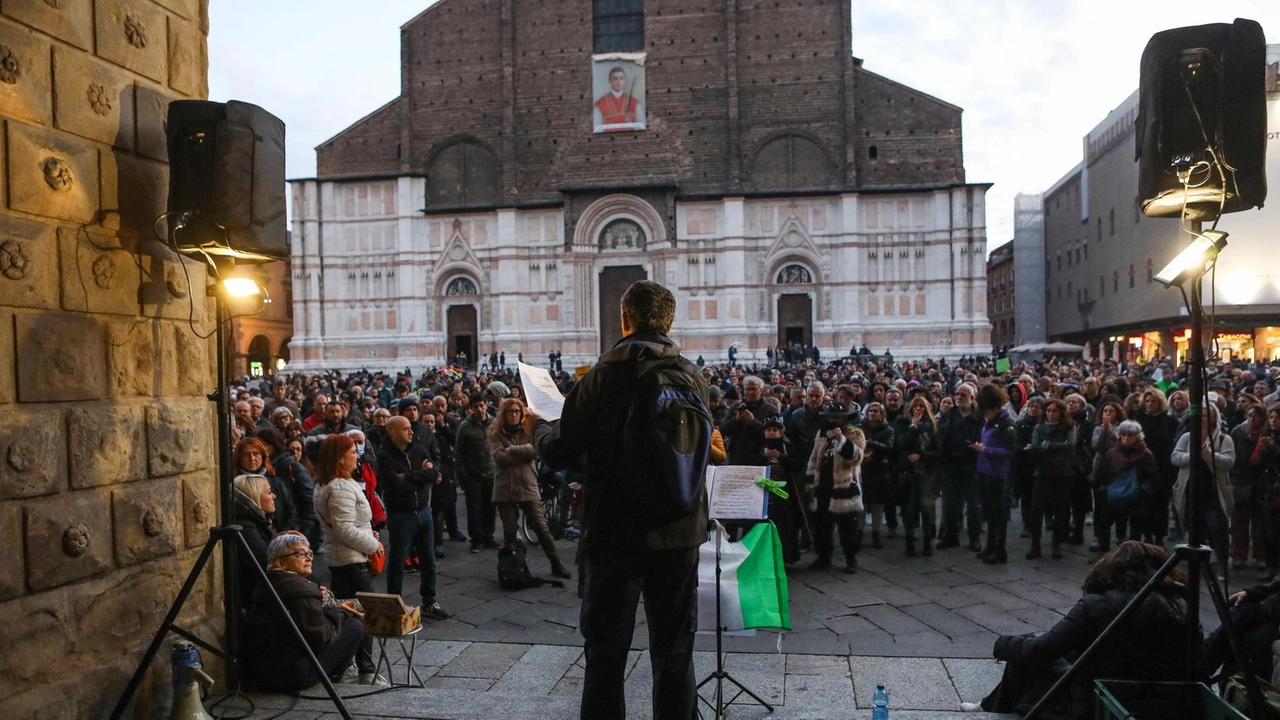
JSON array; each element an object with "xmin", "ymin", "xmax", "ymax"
[{"xmin": 849, "ymin": 656, "xmax": 960, "ymax": 710}]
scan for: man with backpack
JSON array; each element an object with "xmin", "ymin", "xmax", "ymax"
[{"xmin": 533, "ymin": 280, "xmax": 711, "ymax": 720}]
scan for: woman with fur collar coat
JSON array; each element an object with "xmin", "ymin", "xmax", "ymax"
[{"xmin": 805, "ymin": 404, "xmax": 865, "ymax": 573}]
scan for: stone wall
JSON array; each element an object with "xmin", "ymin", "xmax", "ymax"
[{"xmin": 0, "ymin": 1, "xmax": 218, "ymax": 718}]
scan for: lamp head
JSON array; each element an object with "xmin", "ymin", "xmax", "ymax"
[{"xmin": 1155, "ymin": 230, "xmax": 1227, "ymax": 287}]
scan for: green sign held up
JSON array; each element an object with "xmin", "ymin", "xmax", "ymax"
[{"xmin": 995, "ymin": 357, "xmax": 1011, "ymax": 374}]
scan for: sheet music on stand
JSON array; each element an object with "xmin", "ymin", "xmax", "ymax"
[{"xmin": 705, "ymin": 465, "xmax": 768, "ymax": 520}]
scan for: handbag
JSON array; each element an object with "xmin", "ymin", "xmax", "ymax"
[
  {"xmin": 367, "ymin": 542, "xmax": 386, "ymax": 577},
  {"xmin": 1106, "ymin": 468, "xmax": 1140, "ymax": 507}
]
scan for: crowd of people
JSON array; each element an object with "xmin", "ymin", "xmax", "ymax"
[{"xmin": 224, "ymin": 313, "xmax": 1280, "ymax": 705}]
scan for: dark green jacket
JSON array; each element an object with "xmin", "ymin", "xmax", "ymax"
[
  {"xmin": 533, "ymin": 331, "xmax": 709, "ymax": 552},
  {"xmin": 455, "ymin": 414, "xmax": 495, "ymax": 478}
]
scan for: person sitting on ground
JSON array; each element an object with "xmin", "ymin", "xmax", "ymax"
[
  {"xmin": 231, "ymin": 473, "xmax": 276, "ymax": 611},
  {"xmin": 242, "ymin": 533, "xmax": 370, "ymax": 692},
  {"xmin": 969, "ymin": 541, "xmax": 1194, "ymax": 718}
]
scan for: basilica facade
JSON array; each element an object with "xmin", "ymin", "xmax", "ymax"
[{"xmin": 288, "ymin": 0, "xmax": 990, "ymax": 370}]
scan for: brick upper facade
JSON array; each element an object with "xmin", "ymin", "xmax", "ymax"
[{"xmin": 314, "ymin": 0, "xmax": 965, "ymax": 202}]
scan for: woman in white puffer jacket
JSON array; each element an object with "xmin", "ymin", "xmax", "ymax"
[{"xmin": 313, "ymin": 433, "xmax": 385, "ymax": 685}]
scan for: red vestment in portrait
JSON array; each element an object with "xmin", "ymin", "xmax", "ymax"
[{"xmin": 595, "ymin": 93, "xmax": 640, "ymax": 125}]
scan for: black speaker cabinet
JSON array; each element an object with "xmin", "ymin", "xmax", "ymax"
[
  {"xmin": 166, "ymin": 100, "xmax": 287, "ymax": 262},
  {"xmin": 1136, "ymin": 18, "xmax": 1267, "ymax": 219}
]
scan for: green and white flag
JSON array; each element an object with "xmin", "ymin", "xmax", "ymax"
[{"xmin": 697, "ymin": 522, "xmax": 791, "ymax": 632}]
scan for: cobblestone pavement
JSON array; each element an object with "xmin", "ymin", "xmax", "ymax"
[{"xmin": 244, "ymin": 510, "xmax": 1226, "ymax": 718}]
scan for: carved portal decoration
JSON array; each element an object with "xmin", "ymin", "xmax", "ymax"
[
  {"xmin": 42, "ymin": 158, "xmax": 74, "ymax": 192},
  {"xmin": 0, "ymin": 240, "xmax": 31, "ymax": 280},
  {"xmin": 0, "ymin": 44, "xmax": 21, "ymax": 85},
  {"xmin": 124, "ymin": 15, "xmax": 147, "ymax": 48},
  {"xmin": 62, "ymin": 523, "xmax": 91, "ymax": 557},
  {"xmin": 87, "ymin": 84, "xmax": 112, "ymax": 116},
  {"xmin": 193, "ymin": 499, "xmax": 212, "ymax": 524},
  {"xmin": 599, "ymin": 219, "xmax": 646, "ymax": 251},
  {"xmin": 445, "ymin": 276, "xmax": 478, "ymax": 296},
  {"xmin": 776, "ymin": 264, "xmax": 812, "ymax": 285}
]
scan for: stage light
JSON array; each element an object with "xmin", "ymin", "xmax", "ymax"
[
  {"xmin": 220, "ymin": 277, "xmax": 262, "ymax": 297},
  {"xmin": 1154, "ymin": 231, "xmax": 1228, "ymax": 287}
]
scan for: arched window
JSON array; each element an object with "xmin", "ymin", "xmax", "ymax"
[
  {"xmin": 776, "ymin": 264, "xmax": 813, "ymax": 284},
  {"xmin": 751, "ymin": 134, "xmax": 833, "ymax": 191},
  {"xmin": 445, "ymin": 276, "xmax": 479, "ymax": 296},
  {"xmin": 426, "ymin": 141, "xmax": 501, "ymax": 208}
]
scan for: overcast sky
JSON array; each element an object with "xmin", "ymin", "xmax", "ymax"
[{"xmin": 209, "ymin": 1, "xmax": 1280, "ymax": 248}]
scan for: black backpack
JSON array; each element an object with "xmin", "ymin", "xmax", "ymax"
[
  {"xmin": 497, "ymin": 542, "xmax": 563, "ymax": 591},
  {"xmin": 622, "ymin": 357, "xmax": 713, "ymax": 531}
]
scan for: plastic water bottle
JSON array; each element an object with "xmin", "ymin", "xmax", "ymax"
[{"xmin": 872, "ymin": 683, "xmax": 889, "ymax": 719}]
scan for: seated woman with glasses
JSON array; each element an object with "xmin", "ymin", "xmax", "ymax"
[{"xmin": 242, "ymin": 533, "xmax": 372, "ymax": 691}]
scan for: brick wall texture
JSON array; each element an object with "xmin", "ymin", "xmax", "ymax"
[
  {"xmin": 0, "ymin": 1, "xmax": 219, "ymax": 718},
  {"xmin": 316, "ymin": 0, "xmax": 966, "ymax": 204}
]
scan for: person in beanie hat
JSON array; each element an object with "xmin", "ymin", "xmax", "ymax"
[{"xmin": 762, "ymin": 415, "xmax": 804, "ymax": 564}]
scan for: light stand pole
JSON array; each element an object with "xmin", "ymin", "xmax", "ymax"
[{"xmin": 211, "ymin": 281, "xmax": 240, "ymax": 686}]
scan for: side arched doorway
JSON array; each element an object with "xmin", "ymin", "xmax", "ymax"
[{"xmin": 247, "ymin": 335, "xmax": 272, "ymax": 377}]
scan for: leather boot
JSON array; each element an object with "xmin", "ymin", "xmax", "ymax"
[
  {"xmin": 871, "ymin": 531, "xmax": 883, "ymax": 549},
  {"xmin": 905, "ymin": 535, "xmax": 917, "ymax": 558},
  {"xmin": 1026, "ymin": 538, "xmax": 1042, "ymax": 560},
  {"xmin": 550, "ymin": 559, "xmax": 572, "ymax": 579},
  {"xmin": 922, "ymin": 535, "xmax": 934, "ymax": 557},
  {"xmin": 1051, "ymin": 542, "xmax": 1064, "ymax": 560}
]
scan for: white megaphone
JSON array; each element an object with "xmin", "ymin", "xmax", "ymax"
[{"xmin": 168, "ymin": 641, "xmax": 214, "ymax": 720}]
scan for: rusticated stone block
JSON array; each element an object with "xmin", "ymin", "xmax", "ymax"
[
  {"xmin": 0, "ymin": 406, "xmax": 66, "ymax": 500},
  {"xmin": 0, "ymin": 213, "xmax": 59, "ymax": 311},
  {"xmin": 57, "ymin": 226, "xmax": 140, "ymax": 316},
  {"xmin": 100, "ymin": 149, "xmax": 166, "ymax": 237},
  {"xmin": 167, "ymin": 15, "xmax": 206, "ymax": 98},
  {"xmin": 146, "ymin": 401, "xmax": 212, "ymax": 477},
  {"xmin": 94, "ymin": 0, "xmax": 167, "ymax": 83},
  {"xmin": 0, "ymin": 312, "xmax": 13, "ymax": 404},
  {"xmin": 107, "ymin": 318, "xmax": 154, "ymax": 397},
  {"xmin": 68, "ymin": 403, "xmax": 146, "ymax": 488},
  {"xmin": 25, "ymin": 489, "xmax": 112, "ymax": 591},
  {"xmin": 15, "ymin": 313, "xmax": 107, "ymax": 402},
  {"xmin": 1, "ymin": 0, "xmax": 94, "ymax": 51},
  {"xmin": 160, "ymin": 321, "xmax": 210, "ymax": 397},
  {"xmin": 138, "ymin": 248, "xmax": 213, "ymax": 330},
  {"xmin": 52, "ymin": 46, "xmax": 136, "ymax": 150},
  {"xmin": 182, "ymin": 470, "xmax": 216, "ymax": 548},
  {"xmin": 0, "ymin": 503, "xmax": 22, "ymax": 600},
  {"xmin": 133, "ymin": 82, "xmax": 173, "ymax": 162},
  {"xmin": 6, "ymin": 122, "xmax": 99, "ymax": 224},
  {"xmin": 151, "ymin": 0, "xmax": 198, "ymax": 20},
  {"xmin": 0, "ymin": 17, "xmax": 53, "ymax": 125},
  {"xmin": 112, "ymin": 479, "xmax": 179, "ymax": 565}
]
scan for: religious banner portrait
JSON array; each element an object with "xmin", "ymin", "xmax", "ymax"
[{"xmin": 592, "ymin": 53, "xmax": 646, "ymax": 133}]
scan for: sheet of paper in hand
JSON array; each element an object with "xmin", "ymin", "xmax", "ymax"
[{"xmin": 517, "ymin": 362, "xmax": 566, "ymax": 421}]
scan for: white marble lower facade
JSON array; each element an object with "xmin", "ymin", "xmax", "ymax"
[{"xmin": 287, "ymin": 176, "xmax": 991, "ymax": 372}]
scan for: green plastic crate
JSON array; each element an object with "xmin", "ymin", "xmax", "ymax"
[{"xmin": 1094, "ymin": 680, "xmax": 1249, "ymax": 720}]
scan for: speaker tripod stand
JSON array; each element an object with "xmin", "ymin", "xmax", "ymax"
[
  {"xmin": 108, "ymin": 525, "xmax": 353, "ymax": 720},
  {"xmin": 696, "ymin": 521, "xmax": 774, "ymax": 719}
]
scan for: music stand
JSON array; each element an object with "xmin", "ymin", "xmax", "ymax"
[{"xmin": 697, "ymin": 466, "xmax": 777, "ymax": 719}]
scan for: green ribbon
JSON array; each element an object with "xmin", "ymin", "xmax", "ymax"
[{"xmin": 756, "ymin": 477, "xmax": 788, "ymax": 500}]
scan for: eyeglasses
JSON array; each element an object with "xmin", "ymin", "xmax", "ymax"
[{"xmin": 288, "ymin": 550, "xmax": 314, "ymax": 560}]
